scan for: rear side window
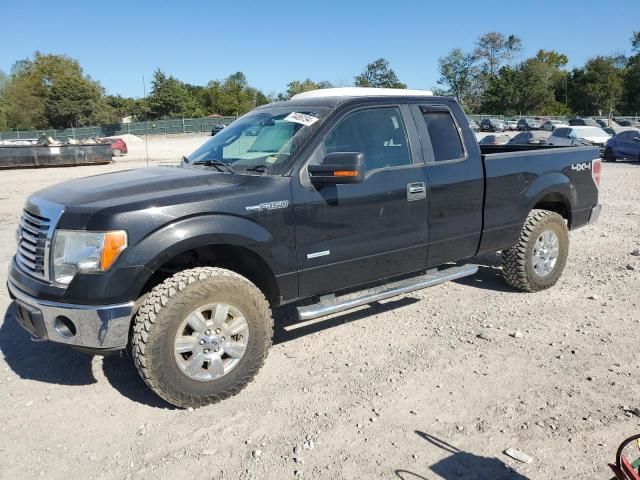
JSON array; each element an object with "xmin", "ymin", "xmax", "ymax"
[
  {"xmin": 419, "ymin": 109, "xmax": 465, "ymax": 162},
  {"xmin": 554, "ymin": 128, "xmax": 570, "ymax": 138}
]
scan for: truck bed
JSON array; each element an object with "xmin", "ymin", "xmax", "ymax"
[{"xmin": 478, "ymin": 145, "xmax": 601, "ymax": 254}]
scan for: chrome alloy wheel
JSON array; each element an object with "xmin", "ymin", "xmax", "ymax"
[
  {"xmin": 174, "ymin": 303, "xmax": 249, "ymax": 381},
  {"xmin": 532, "ymin": 229, "xmax": 560, "ymax": 278}
]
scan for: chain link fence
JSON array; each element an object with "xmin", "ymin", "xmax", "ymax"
[
  {"xmin": 0, "ymin": 116, "xmax": 238, "ymax": 141},
  {"xmin": 2, "ymin": 113, "xmax": 638, "ymax": 141}
]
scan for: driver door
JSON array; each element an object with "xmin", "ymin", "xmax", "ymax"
[{"xmin": 292, "ymin": 105, "xmax": 428, "ymax": 298}]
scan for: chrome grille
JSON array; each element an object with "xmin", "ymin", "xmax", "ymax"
[{"xmin": 16, "ymin": 209, "xmax": 51, "ymax": 281}]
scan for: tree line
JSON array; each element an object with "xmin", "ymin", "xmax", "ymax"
[
  {"xmin": 0, "ymin": 31, "xmax": 637, "ymax": 131},
  {"xmin": 437, "ymin": 31, "xmax": 640, "ymax": 117},
  {"xmin": 0, "ymin": 54, "xmax": 404, "ymax": 131}
]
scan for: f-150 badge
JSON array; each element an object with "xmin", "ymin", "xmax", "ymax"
[{"xmin": 245, "ymin": 201, "xmax": 289, "ymax": 213}]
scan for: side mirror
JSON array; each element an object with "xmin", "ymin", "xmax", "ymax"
[
  {"xmin": 308, "ymin": 152, "xmax": 366, "ymax": 185},
  {"xmin": 634, "ymin": 137, "xmax": 640, "ymax": 142}
]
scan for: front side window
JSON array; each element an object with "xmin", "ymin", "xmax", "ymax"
[
  {"xmin": 321, "ymin": 107, "xmax": 412, "ymax": 171},
  {"xmin": 184, "ymin": 106, "xmax": 328, "ymax": 175},
  {"xmin": 419, "ymin": 109, "xmax": 465, "ymax": 162}
]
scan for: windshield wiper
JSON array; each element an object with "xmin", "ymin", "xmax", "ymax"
[{"xmin": 189, "ymin": 158, "xmax": 236, "ymax": 174}]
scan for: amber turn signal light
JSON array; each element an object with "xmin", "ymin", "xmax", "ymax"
[{"xmin": 100, "ymin": 231, "xmax": 128, "ymax": 270}]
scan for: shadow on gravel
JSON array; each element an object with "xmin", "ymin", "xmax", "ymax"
[
  {"xmin": 272, "ymin": 296, "xmax": 420, "ymax": 345},
  {"xmin": 396, "ymin": 431, "xmax": 529, "ymax": 480},
  {"xmin": 102, "ymin": 353, "xmax": 175, "ymax": 409},
  {"xmin": 1, "ymin": 302, "xmax": 173, "ymax": 408},
  {"xmin": 0, "ymin": 303, "xmax": 96, "ymax": 385},
  {"xmin": 453, "ymin": 253, "xmax": 516, "ymax": 293}
]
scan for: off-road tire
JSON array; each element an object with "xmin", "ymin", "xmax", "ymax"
[
  {"xmin": 131, "ymin": 267, "xmax": 273, "ymax": 408},
  {"xmin": 501, "ymin": 209, "xmax": 569, "ymax": 292},
  {"xmin": 112, "ymin": 148, "xmax": 122, "ymax": 157}
]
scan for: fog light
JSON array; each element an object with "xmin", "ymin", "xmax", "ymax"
[{"xmin": 54, "ymin": 316, "xmax": 77, "ymax": 338}]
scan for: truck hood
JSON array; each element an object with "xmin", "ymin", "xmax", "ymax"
[{"xmin": 35, "ymin": 166, "xmax": 245, "ymax": 210}]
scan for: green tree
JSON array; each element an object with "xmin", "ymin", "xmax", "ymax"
[
  {"xmin": 632, "ymin": 31, "xmax": 640, "ymax": 53},
  {"xmin": 0, "ymin": 69, "xmax": 8, "ymax": 131},
  {"xmin": 147, "ymin": 69, "xmax": 197, "ymax": 119},
  {"xmin": 437, "ymin": 49, "xmax": 479, "ymax": 108},
  {"xmin": 45, "ymin": 72, "xmax": 106, "ymax": 128},
  {"xmin": 3, "ymin": 52, "xmax": 108, "ymax": 129},
  {"xmin": 570, "ymin": 57, "xmax": 623, "ymax": 115},
  {"xmin": 623, "ymin": 32, "xmax": 640, "ymax": 114},
  {"xmin": 354, "ymin": 58, "xmax": 406, "ymax": 88},
  {"xmin": 479, "ymin": 66, "xmax": 522, "ymax": 115},
  {"xmin": 474, "ymin": 32, "xmax": 522, "ymax": 76},
  {"xmin": 284, "ymin": 79, "xmax": 332, "ymax": 99}
]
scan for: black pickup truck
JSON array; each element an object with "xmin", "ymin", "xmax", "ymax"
[{"xmin": 7, "ymin": 88, "xmax": 602, "ymax": 408}]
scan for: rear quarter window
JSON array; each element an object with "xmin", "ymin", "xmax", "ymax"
[{"xmin": 419, "ymin": 109, "xmax": 465, "ymax": 162}]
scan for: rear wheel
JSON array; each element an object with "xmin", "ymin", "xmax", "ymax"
[
  {"xmin": 501, "ymin": 209, "xmax": 569, "ymax": 292},
  {"xmin": 131, "ymin": 267, "xmax": 273, "ymax": 408},
  {"xmin": 603, "ymin": 148, "xmax": 615, "ymax": 162}
]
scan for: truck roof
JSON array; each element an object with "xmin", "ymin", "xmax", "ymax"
[{"xmin": 291, "ymin": 87, "xmax": 433, "ymax": 100}]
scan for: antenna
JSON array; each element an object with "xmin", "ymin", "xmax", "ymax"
[{"xmin": 143, "ymin": 75, "xmax": 149, "ymax": 166}]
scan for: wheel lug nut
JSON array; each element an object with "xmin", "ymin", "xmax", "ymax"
[
  {"xmin": 205, "ymin": 330, "xmax": 211, "ymax": 335},
  {"xmin": 199, "ymin": 339, "xmax": 205, "ymax": 345},
  {"xmin": 214, "ymin": 347, "xmax": 220, "ymax": 352},
  {"xmin": 203, "ymin": 349, "xmax": 209, "ymax": 353},
  {"xmin": 215, "ymin": 328, "xmax": 221, "ymax": 334},
  {"xmin": 221, "ymin": 337, "xmax": 225, "ymax": 341}
]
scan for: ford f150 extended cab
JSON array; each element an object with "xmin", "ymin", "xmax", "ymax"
[{"xmin": 7, "ymin": 88, "xmax": 602, "ymax": 408}]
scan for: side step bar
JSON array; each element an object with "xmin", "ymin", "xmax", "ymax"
[{"xmin": 297, "ymin": 264, "xmax": 478, "ymax": 321}]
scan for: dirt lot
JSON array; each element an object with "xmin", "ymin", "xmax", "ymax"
[{"xmin": 0, "ymin": 134, "xmax": 639, "ymax": 480}]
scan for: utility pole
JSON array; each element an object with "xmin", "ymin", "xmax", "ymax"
[{"xmin": 143, "ymin": 75, "xmax": 149, "ymax": 167}]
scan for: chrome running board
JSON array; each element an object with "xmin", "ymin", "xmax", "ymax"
[{"xmin": 297, "ymin": 264, "xmax": 478, "ymax": 321}]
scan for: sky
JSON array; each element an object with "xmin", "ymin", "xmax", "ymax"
[{"xmin": 1, "ymin": 0, "xmax": 638, "ymax": 98}]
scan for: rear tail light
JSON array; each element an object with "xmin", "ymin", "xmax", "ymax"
[{"xmin": 592, "ymin": 159, "xmax": 601, "ymax": 188}]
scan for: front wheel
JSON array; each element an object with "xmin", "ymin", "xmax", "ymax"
[
  {"xmin": 131, "ymin": 267, "xmax": 273, "ymax": 408},
  {"xmin": 112, "ymin": 148, "xmax": 122, "ymax": 157},
  {"xmin": 501, "ymin": 209, "xmax": 569, "ymax": 292}
]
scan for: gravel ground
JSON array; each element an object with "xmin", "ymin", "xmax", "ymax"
[{"xmin": 0, "ymin": 134, "xmax": 639, "ymax": 480}]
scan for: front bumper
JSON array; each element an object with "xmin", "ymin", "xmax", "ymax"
[{"xmin": 7, "ymin": 278, "xmax": 134, "ymax": 352}]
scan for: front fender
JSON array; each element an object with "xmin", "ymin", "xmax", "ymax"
[{"xmin": 124, "ymin": 212, "xmax": 294, "ymax": 276}]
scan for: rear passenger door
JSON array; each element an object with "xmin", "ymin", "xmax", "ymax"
[{"xmin": 410, "ymin": 103, "xmax": 485, "ymax": 267}]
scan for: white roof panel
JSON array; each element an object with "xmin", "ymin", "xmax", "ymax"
[{"xmin": 292, "ymin": 87, "xmax": 433, "ymax": 100}]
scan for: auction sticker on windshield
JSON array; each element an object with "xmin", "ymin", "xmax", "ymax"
[{"xmin": 284, "ymin": 112, "xmax": 319, "ymax": 127}]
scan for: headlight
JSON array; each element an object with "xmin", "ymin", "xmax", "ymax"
[{"xmin": 52, "ymin": 230, "xmax": 127, "ymax": 285}]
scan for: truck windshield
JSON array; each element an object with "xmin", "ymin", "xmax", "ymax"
[{"xmin": 183, "ymin": 106, "xmax": 328, "ymax": 175}]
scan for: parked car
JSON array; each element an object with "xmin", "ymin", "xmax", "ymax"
[
  {"xmin": 595, "ymin": 118, "xmax": 620, "ymax": 128},
  {"xmin": 7, "ymin": 87, "xmax": 601, "ymax": 408},
  {"xmin": 547, "ymin": 126, "xmax": 611, "ymax": 154},
  {"xmin": 468, "ymin": 118, "xmax": 479, "ymax": 132},
  {"xmin": 480, "ymin": 118, "xmax": 505, "ymax": 132},
  {"xmin": 508, "ymin": 131, "xmax": 550, "ymax": 145},
  {"xmin": 517, "ymin": 118, "xmax": 541, "ymax": 131},
  {"xmin": 211, "ymin": 124, "xmax": 226, "ymax": 136},
  {"xmin": 478, "ymin": 134, "xmax": 510, "ymax": 145},
  {"xmin": 568, "ymin": 118, "xmax": 601, "ymax": 127},
  {"xmin": 603, "ymin": 129, "xmax": 640, "ymax": 162},
  {"xmin": 505, "ymin": 120, "xmax": 518, "ymax": 131},
  {"xmin": 106, "ymin": 138, "xmax": 128, "ymax": 157},
  {"xmin": 616, "ymin": 119, "xmax": 640, "ymax": 128},
  {"xmin": 542, "ymin": 120, "xmax": 568, "ymax": 131}
]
